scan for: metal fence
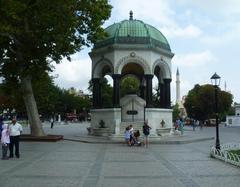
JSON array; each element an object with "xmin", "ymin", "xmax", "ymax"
[{"xmin": 210, "ymin": 143, "xmax": 240, "ymax": 167}]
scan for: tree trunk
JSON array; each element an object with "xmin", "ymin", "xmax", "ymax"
[{"xmin": 21, "ymin": 76, "xmax": 45, "ymax": 136}]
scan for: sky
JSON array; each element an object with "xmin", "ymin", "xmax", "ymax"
[{"xmin": 53, "ymin": 0, "xmax": 240, "ymax": 103}]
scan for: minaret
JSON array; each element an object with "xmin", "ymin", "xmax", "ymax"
[
  {"xmin": 224, "ymin": 81, "xmax": 227, "ymax": 92},
  {"xmin": 176, "ymin": 68, "xmax": 181, "ymax": 105}
]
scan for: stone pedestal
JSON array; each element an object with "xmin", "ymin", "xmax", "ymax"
[
  {"xmin": 92, "ymin": 128, "xmax": 110, "ymax": 137},
  {"xmin": 156, "ymin": 128, "xmax": 172, "ymax": 136},
  {"xmin": 120, "ymin": 94, "xmax": 146, "ymax": 122}
]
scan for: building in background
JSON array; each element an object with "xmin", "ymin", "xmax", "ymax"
[{"xmin": 226, "ymin": 104, "xmax": 240, "ymax": 126}]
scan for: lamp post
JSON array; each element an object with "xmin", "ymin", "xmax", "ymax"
[{"xmin": 211, "ymin": 72, "xmax": 221, "ymax": 150}]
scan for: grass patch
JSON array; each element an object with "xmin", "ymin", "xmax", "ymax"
[{"xmin": 229, "ymin": 150, "xmax": 240, "ymax": 155}]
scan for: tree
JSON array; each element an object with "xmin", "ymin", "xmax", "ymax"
[
  {"xmin": 120, "ymin": 76, "xmax": 139, "ymax": 97},
  {"xmin": 101, "ymin": 78, "xmax": 113, "ymax": 108},
  {"xmin": 0, "ymin": 0, "xmax": 111, "ymax": 136},
  {"xmin": 32, "ymin": 73, "xmax": 65, "ymax": 118},
  {"xmin": 0, "ymin": 81, "xmax": 26, "ymax": 117},
  {"xmin": 184, "ymin": 84, "xmax": 233, "ymax": 122},
  {"xmin": 172, "ymin": 103, "xmax": 180, "ymax": 122},
  {"xmin": 1, "ymin": 72, "xmax": 91, "ymax": 121}
]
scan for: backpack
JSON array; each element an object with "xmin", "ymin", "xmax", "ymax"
[{"xmin": 143, "ymin": 125, "xmax": 150, "ymax": 135}]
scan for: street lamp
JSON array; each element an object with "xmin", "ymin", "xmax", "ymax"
[{"xmin": 210, "ymin": 72, "xmax": 221, "ymax": 150}]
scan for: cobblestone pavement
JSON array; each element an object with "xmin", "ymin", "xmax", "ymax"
[{"xmin": 0, "ymin": 122, "xmax": 240, "ymax": 187}]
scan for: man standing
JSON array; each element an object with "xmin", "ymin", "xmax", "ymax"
[
  {"xmin": 50, "ymin": 117, "xmax": 54, "ymax": 129},
  {"xmin": 9, "ymin": 118, "xmax": 23, "ymax": 158}
]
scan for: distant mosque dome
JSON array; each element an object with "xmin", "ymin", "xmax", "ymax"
[{"xmin": 94, "ymin": 11, "xmax": 171, "ymax": 52}]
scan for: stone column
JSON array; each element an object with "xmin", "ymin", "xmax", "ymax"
[
  {"xmin": 139, "ymin": 78, "xmax": 145, "ymax": 99},
  {"xmin": 164, "ymin": 78, "xmax": 172, "ymax": 108},
  {"xmin": 92, "ymin": 78, "xmax": 101, "ymax": 108},
  {"xmin": 145, "ymin": 74, "xmax": 153, "ymax": 107},
  {"xmin": 112, "ymin": 74, "xmax": 121, "ymax": 107}
]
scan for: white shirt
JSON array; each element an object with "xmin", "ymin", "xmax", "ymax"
[
  {"xmin": 9, "ymin": 122, "xmax": 23, "ymax": 136},
  {"xmin": 1, "ymin": 124, "xmax": 10, "ymax": 144}
]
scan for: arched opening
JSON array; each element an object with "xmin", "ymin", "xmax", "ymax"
[
  {"xmin": 153, "ymin": 65, "xmax": 163, "ymax": 108},
  {"xmin": 92, "ymin": 62, "xmax": 113, "ymax": 109},
  {"xmin": 101, "ymin": 74, "xmax": 113, "ymax": 108},
  {"xmin": 121, "ymin": 62, "xmax": 144, "ymax": 77},
  {"xmin": 120, "ymin": 75, "xmax": 140, "ymax": 97},
  {"xmin": 120, "ymin": 62, "xmax": 144, "ymax": 98},
  {"xmin": 100, "ymin": 63, "xmax": 113, "ymax": 108},
  {"xmin": 152, "ymin": 75, "xmax": 159, "ymax": 107}
]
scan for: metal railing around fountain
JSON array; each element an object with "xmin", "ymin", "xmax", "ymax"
[{"xmin": 210, "ymin": 142, "xmax": 240, "ymax": 167}]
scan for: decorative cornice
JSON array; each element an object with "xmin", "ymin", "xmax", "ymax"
[
  {"xmin": 152, "ymin": 59, "xmax": 171, "ymax": 79},
  {"xmin": 115, "ymin": 54, "xmax": 151, "ymax": 74},
  {"xmin": 92, "ymin": 57, "xmax": 114, "ymax": 78}
]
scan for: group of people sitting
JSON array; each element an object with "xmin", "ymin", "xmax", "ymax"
[
  {"xmin": 124, "ymin": 124, "xmax": 141, "ymax": 146},
  {"xmin": 124, "ymin": 121, "xmax": 152, "ymax": 147}
]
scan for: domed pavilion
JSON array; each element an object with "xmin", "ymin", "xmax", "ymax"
[{"xmin": 89, "ymin": 11, "xmax": 174, "ymax": 138}]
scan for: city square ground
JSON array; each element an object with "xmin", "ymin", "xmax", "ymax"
[{"xmin": 0, "ymin": 122, "xmax": 240, "ymax": 187}]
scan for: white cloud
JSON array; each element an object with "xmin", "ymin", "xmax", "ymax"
[
  {"xmin": 110, "ymin": 0, "xmax": 175, "ymax": 25},
  {"xmin": 49, "ymin": 0, "xmax": 240, "ymax": 103},
  {"xmin": 179, "ymin": 0, "xmax": 240, "ymax": 17},
  {"xmin": 201, "ymin": 22, "xmax": 240, "ymax": 46},
  {"xmin": 161, "ymin": 24, "xmax": 202, "ymax": 39},
  {"xmin": 52, "ymin": 56, "xmax": 91, "ymax": 92},
  {"xmin": 110, "ymin": 0, "xmax": 202, "ymax": 39},
  {"xmin": 173, "ymin": 51, "xmax": 217, "ymax": 67}
]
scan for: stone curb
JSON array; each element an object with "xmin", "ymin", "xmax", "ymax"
[{"xmin": 63, "ymin": 136, "xmax": 214, "ymax": 144}]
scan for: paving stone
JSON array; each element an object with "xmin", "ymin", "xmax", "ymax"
[{"xmin": 0, "ymin": 123, "xmax": 240, "ymax": 187}]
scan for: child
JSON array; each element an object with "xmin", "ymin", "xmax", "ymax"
[
  {"xmin": 1, "ymin": 124, "xmax": 10, "ymax": 160},
  {"xmin": 133, "ymin": 130, "xmax": 141, "ymax": 146},
  {"xmin": 124, "ymin": 126, "xmax": 131, "ymax": 146},
  {"xmin": 129, "ymin": 124, "xmax": 134, "ymax": 143}
]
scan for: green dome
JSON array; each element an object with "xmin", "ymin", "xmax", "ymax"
[{"xmin": 94, "ymin": 19, "xmax": 171, "ymax": 51}]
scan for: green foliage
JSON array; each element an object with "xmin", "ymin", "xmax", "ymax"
[
  {"xmin": 88, "ymin": 77, "xmax": 113, "ymax": 108},
  {"xmin": 120, "ymin": 76, "xmax": 139, "ymax": 97},
  {"xmin": 229, "ymin": 150, "xmax": 240, "ymax": 156},
  {"xmin": 0, "ymin": 0, "xmax": 111, "ymax": 129},
  {"xmin": 184, "ymin": 84, "xmax": 233, "ymax": 121},
  {"xmin": 101, "ymin": 77, "xmax": 113, "ymax": 108},
  {"xmin": 0, "ymin": 73, "xmax": 91, "ymax": 118},
  {"xmin": 0, "ymin": 0, "xmax": 111, "ymax": 84},
  {"xmin": 0, "ymin": 80, "xmax": 25, "ymax": 115},
  {"xmin": 0, "ymin": 0, "xmax": 112, "ymax": 73},
  {"xmin": 172, "ymin": 103, "xmax": 180, "ymax": 122},
  {"xmin": 227, "ymin": 105, "xmax": 235, "ymax": 116}
]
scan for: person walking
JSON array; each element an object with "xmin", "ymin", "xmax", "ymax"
[
  {"xmin": 143, "ymin": 121, "xmax": 151, "ymax": 148},
  {"xmin": 179, "ymin": 118, "xmax": 184, "ymax": 135},
  {"xmin": 9, "ymin": 118, "xmax": 23, "ymax": 158},
  {"xmin": 192, "ymin": 119, "xmax": 196, "ymax": 131},
  {"xmin": 1, "ymin": 124, "xmax": 10, "ymax": 160},
  {"xmin": 50, "ymin": 117, "xmax": 54, "ymax": 129}
]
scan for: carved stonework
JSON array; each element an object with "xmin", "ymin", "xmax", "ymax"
[
  {"xmin": 92, "ymin": 58, "xmax": 114, "ymax": 78},
  {"xmin": 120, "ymin": 94, "xmax": 146, "ymax": 122},
  {"xmin": 115, "ymin": 55, "xmax": 151, "ymax": 74},
  {"xmin": 152, "ymin": 59, "xmax": 171, "ymax": 79}
]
